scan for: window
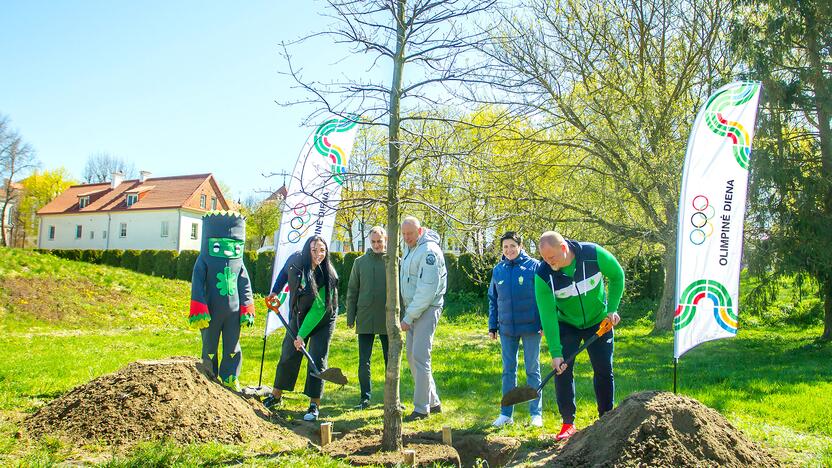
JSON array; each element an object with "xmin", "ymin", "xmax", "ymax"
[
  {"xmin": 75, "ymin": 225, "xmax": 82, "ymax": 239},
  {"xmin": 90, "ymin": 231, "xmax": 94, "ymax": 240},
  {"xmin": 200, "ymin": 194, "xmax": 207, "ymax": 209},
  {"xmin": 48, "ymin": 226, "xmax": 55, "ymax": 240},
  {"xmin": 211, "ymin": 197, "xmax": 217, "ymax": 210},
  {"xmin": 190, "ymin": 223, "xmax": 198, "ymax": 240},
  {"xmin": 79, "ymin": 196, "xmax": 90, "ymax": 209},
  {"xmin": 126, "ymin": 193, "xmax": 138, "ymax": 207},
  {"xmin": 161, "ymin": 221, "xmax": 169, "ymax": 237},
  {"xmin": 6, "ymin": 206, "xmax": 14, "ymax": 225},
  {"xmin": 103, "ymin": 231, "xmax": 107, "ymax": 239},
  {"xmin": 120, "ymin": 223, "xmax": 127, "ymax": 238}
]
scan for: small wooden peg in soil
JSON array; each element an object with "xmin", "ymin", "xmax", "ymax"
[
  {"xmin": 442, "ymin": 426, "xmax": 453, "ymax": 446},
  {"xmin": 320, "ymin": 422, "xmax": 332, "ymax": 446}
]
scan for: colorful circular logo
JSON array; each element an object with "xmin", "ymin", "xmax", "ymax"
[
  {"xmin": 286, "ymin": 203, "xmax": 312, "ymax": 244},
  {"xmin": 674, "ymin": 279, "xmax": 738, "ymax": 333},
  {"xmin": 688, "ymin": 195, "xmax": 715, "ymax": 245}
]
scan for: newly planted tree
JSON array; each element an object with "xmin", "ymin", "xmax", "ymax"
[{"xmin": 277, "ymin": 0, "xmax": 499, "ymax": 449}]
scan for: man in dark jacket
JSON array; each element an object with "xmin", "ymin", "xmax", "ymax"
[{"xmin": 346, "ymin": 226, "xmax": 389, "ymax": 409}]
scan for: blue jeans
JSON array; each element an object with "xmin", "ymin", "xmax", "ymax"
[{"xmin": 500, "ymin": 333, "xmax": 542, "ymax": 417}]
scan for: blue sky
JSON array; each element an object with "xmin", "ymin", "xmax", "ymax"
[{"xmin": 1, "ymin": 1, "xmax": 375, "ymax": 201}]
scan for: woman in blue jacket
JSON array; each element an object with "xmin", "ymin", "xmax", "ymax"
[{"xmin": 488, "ymin": 231, "xmax": 543, "ymax": 427}]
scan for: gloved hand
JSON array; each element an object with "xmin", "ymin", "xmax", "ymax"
[
  {"xmin": 189, "ymin": 315, "xmax": 211, "ymax": 330},
  {"xmin": 240, "ymin": 313, "xmax": 255, "ymax": 328}
]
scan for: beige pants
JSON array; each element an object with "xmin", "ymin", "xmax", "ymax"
[{"xmin": 405, "ymin": 305, "xmax": 441, "ymax": 414}]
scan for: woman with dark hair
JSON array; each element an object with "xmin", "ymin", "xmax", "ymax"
[
  {"xmin": 488, "ymin": 231, "xmax": 544, "ymax": 427},
  {"xmin": 263, "ymin": 235, "xmax": 339, "ymax": 421}
]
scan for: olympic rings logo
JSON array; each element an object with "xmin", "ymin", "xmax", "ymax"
[
  {"xmin": 287, "ymin": 203, "xmax": 313, "ymax": 244},
  {"xmin": 689, "ymin": 195, "xmax": 715, "ymax": 245}
]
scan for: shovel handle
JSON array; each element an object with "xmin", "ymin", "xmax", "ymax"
[
  {"xmin": 263, "ymin": 297, "xmax": 324, "ymax": 376},
  {"xmin": 537, "ymin": 318, "xmax": 614, "ymax": 391}
]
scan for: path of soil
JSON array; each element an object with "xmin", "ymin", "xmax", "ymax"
[
  {"xmin": 320, "ymin": 427, "xmax": 520, "ymax": 467},
  {"xmin": 25, "ymin": 362, "xmax": 780, "ymax": 467}
]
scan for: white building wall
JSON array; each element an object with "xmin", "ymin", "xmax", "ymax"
[
  {"xmin": 38, "ymin": 213, "xmax": 109, "ymax": 250},
  {"xmin": 178, "ymin": 210, "xmax": 204, "ymax": 252},
  {"xmin": 38, "ymin": 209, "xmax": 199, "ymax": 252},
  {"xmin": 106, "ymin": 211, "xmax": 181, "ymax": 251}
]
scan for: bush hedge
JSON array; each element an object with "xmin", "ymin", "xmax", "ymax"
[{"xmin": 36, "ymin": 247, "xmax": 665, "ymax": 302}]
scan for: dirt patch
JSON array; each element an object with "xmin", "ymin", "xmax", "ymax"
[
  {"xmin": 323, "ymin": 429, "xmax": 461, "ymax": 466},
  {"xmin": 1, "ymin": 275, "xmax": 128, "ymax": 322},
  {"xmin": 552, "ymin": 391, "xmax": 779, "ymax": 467},
  {"xmin": 320, "ymin": 428, "xmax": 520, "ymax": 467},
  {"xmin": 412, "ymin": 431, "xmax": 521, "ymax": 467},
  {"xmin": 24, "ymin": 357, "xmax": 307, "ymax": 450}
]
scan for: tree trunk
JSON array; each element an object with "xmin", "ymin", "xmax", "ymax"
[
  {"xmin": 806, "ymin": 14, "xmax": 832, "ymax": 341},
  {"xmin": 0, "ymin": 198, "xmax": 9, "ymax": 247},
  {"xmin": 822, "ymin": 277, "xmax": 832, "ymax": 342},
  {"xmin": 653, "ymin": 238, "xmax": 677, "ymax": 332},
  {"xmin": 381, "ymin": 0, "xmax": 406, "ymax": 451}
]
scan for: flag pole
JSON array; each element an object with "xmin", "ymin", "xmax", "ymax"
[{"xmin": 673, "ymin": 358, "xmax": 678, "ymax": 394}]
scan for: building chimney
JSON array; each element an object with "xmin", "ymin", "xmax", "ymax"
[
  {"xmin": 139, "ymin": 171, "xmax": 152, "ymax": 183},
  {"xmin": 111, "ymin": 171, "xmax": 124, "ymax": 189}
]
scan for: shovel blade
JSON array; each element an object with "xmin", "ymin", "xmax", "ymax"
[
  {"xmin": 313, "ymin": 367, "xmax": 349, "ymax": 386},
  {"xmin": 501, "ymin": 386, "xmax": 540, "ymax": 407}
]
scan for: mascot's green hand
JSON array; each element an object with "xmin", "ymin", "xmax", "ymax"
[
  {"xmin": 189, "ymin": 315, "xmax": 211, "ymax": 330},
  {"xmin": 240, "ymin": 314, "xmax": 255, "ymax": 328}
]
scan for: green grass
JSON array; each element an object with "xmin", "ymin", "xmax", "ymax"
[{"xmin": 1, "ymin": 248, "xmax": 831, "ymax": 466}]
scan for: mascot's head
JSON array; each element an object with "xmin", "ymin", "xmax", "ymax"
[{"xmin": 201, "ymin": 211, "xmax": 246, "ymax": 259}]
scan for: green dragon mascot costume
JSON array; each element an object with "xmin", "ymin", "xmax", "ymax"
[{"xmin": 188, "ymin": 211, "xmax": 255, "ymax": 390}]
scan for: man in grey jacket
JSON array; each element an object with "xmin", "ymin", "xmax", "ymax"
[{"xmin": 399, "ymin": 216, "xmax": 447, "ymax": 421}]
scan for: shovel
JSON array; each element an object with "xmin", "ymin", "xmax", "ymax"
[
  {"xmin": 265, "ymin": 297, "xmax": 348, "ymax": 386},
  {"xmin": 500, "ymin": 318, "xmax": 614, "ymax": 407}
]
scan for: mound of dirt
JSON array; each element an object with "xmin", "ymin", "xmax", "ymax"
[
  {"xmin": 25, "ymin": 357, "xmax": 307, "ymax": 450},
  {"xmin": 554, "ymin": 391, "xmax": 778, "ymax": 467}
]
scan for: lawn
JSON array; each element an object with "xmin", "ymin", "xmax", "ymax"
[{"xmin": 1, "ymin": 248, "xmax": 830, "ymax": 466}]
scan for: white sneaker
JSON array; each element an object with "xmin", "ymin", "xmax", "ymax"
[
  {"xmin": 530, "ymin": 415, "xmax": 543, "ymax": 427},
  {"xmin": 492, "ymin": 415, "xmax": 514, "ymax": 427}
]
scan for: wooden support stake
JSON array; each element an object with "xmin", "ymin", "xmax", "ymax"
[
  {"xmin": 442, "ymin": 425, "xmax": 453, "ymax": 446},
  {"xmin": 320, "ymin": 422, "xmax": 332, "ymax": 446},
  {"xmin": 403, "ymin": 449, "xmax": 416, "ymax": 466}
]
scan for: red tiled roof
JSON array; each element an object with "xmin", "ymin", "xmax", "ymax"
[
  {"xmin": 38, "ymin": 173, "xmax": 222, "ymax": 215},
  {"xmin": 265, "ymin": 185, "xmax": 288, "ymax": 202}
]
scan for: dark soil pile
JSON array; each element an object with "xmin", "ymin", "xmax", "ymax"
[
  {"xmin": 25, "ymin": 357, "xmax": 306, "ymax": 449},
  {"xmin": 553, "ymin": 391, "xmax": 778, "ymax": 467}
]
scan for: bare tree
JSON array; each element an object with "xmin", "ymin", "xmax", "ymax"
[
  {"xmin": 276, "ymin": 0, "xmax": 501, "ymax": 450},
  {"xmin": 82, "ymin": 152, "xmax": 137, "ymax": 183},
  {"xmin": 335, "ymin": 125, "xmax": 388, "ymax": 251},
  {"xmin": 479, "ymin": 0, "xmax": 731, "ymax": 331},
  {"xmin": 0, "ymin": 115, "xmax": 38, "ymax": 247}
]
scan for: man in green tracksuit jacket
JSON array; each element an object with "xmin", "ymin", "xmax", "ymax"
[
  {"xmin": 535, "ymin": 231, "xmax": 625, "ymax": 441},
  {"xmin": 346, "ymin": 226, "xmax": 389, "ymax": 409}
]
